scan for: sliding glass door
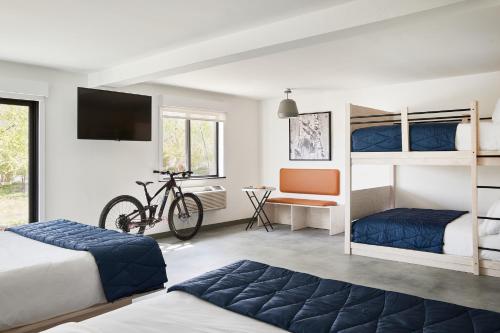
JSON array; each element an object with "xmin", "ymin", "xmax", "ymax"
[{"xmin": 0, "ymin": 98, "xmax": 38, "ymax": 227}]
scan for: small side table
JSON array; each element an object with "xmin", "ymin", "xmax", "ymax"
[{"xmin": 242, "ymin": 186, "xmax": 275, "ymax": 231}]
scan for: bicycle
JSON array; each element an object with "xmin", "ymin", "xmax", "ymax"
[{"xmin": 99, "ymin": 170, "xmax": 204, "ymax": 240}]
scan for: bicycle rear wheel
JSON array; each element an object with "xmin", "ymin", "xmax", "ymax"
[
  {"xmin": 168, "ymin": 193, "xmax": 203, "ymax": 241},
  {"xmin": 99, "ymin": 195, "xmax": 147, "ymax": 234}
]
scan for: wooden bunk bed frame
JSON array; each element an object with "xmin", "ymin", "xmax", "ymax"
[{"xmin": 344, "ymin": 101, "xmax": 500, "ymax": 277}]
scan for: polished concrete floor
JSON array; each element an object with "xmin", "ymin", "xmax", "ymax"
[{"xmin": 156, "ymin": 222, "xmax": 500, "ymax": 312}]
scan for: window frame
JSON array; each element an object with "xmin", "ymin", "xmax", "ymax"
[
  {"xmin": 0, "ymin": 97, "xmax": 39, "ymax": 223},
  {"xmin": 161, "ymin": 116, "xmax": 221, "ymax": 179}
]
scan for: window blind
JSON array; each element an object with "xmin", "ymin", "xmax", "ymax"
[{"xmin": 161, "ymin": 106, "xmax": 226, "ymax": 122}]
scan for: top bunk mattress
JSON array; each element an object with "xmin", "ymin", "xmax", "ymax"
[{"xmin": 351, "ymin": 121, "xmax": 500, "ymax": 152}]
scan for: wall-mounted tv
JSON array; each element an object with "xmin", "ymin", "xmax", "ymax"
[{"xmin": 77, "ymin": 87, "xmax": 152, "ymax": 141}]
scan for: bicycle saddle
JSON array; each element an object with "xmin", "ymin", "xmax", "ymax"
[{"xmin": 136, "ymin": 181, "xmax": 153, "ymax": 187}]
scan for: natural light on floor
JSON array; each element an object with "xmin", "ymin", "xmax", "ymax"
[{"xmin": 159, "ymin": 242, "xmax": 194, "ymax": 254}]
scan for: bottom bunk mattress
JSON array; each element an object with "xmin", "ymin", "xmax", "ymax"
[
  {"xmin": 351, "ymin": 208, "xmax": 468, "ymax": 253},
  {"xmin": 352, "ymin": 210, "xmax": 500, "ymax": 260},
  {"xmin": 45, "ymin": 260, "xmax": 500, "ymax": 333},
  {"xmin": 0, "ymin": 230, "xmax": 107, "ymax": 331}
]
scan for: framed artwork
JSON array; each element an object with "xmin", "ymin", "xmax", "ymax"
[{"xmin": 289, "ymin": 111, "xmax": 331, "ymax": 161}]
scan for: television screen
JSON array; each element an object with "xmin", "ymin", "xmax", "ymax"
[{"xmin": 77, "ymin": 87, "xmax": 152, "ymax": 141}]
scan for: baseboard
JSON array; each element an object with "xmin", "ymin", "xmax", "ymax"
[{"xmin": 149, "ymin": 218, "xmax": 250, "ymax": 240}]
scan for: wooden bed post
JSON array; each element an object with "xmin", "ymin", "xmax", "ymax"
[
  {"xmin": 389, "ymin": 165, "xmax": 396, "ymax": 209},
  {"xmin": 394, "ymin": 106, "xmax": 408, "ymax": 210},
  {"xmin": 345, "ymin": 103, "xmax": 352, "ymax": 255},
  {"xmin": 471, "ymin": 100, "xmax": 480, "ymax": 275},
  {"xmin": 401, "ymin": 107, "xmax": 410, "ymax": 152}
]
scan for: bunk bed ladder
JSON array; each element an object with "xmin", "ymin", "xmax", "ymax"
[
  {"xmin": 470, "ymin": 100, "xmax": 480, "ymax": 275},
  {"xmin": 477, "ymin": 185, "xmax": 500, "ymax": 252}
]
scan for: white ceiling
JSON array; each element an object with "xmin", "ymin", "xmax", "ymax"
[
  {"xmin": 1, "ymin": 0, "xmax": 499, "ymax": 99},
  {"xmin": 154, "ymin": 3, "xmax": 500, "ymax": 99},
  {"xmin": 0, "ymin": 0, "xmax": 342, "ymax": 71}
]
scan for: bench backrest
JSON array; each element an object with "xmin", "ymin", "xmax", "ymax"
[{"xmin": 279, "ymin": 168, "xmax": 340, "ymax": 196}]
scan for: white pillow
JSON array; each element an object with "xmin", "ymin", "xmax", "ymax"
[
  {"xmin": 480, "ymin": 200, "xmax": 500, "ymax": 236},
  {"xmin": 493, "ymin": 98, "xmax": 500, "ymax": 123}
]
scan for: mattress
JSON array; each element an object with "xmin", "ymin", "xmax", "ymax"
[
  {"xmin": 351, "ymin": 120, "xmax": 500, "ymax": 152},
  {"xmin": 352, "ymin": 211, "xmax": 500, "ymax": 260},
  {"xmin": 168, "ymin": 260, "xmax": 500, "ymax": 333},
  {"xmin": 43, "ymin": 291, "xmax": 285, "ymax": 333},
  {"xmin": 351, "ymin": 123, "xmax": 458, "ymax": 152},
  {"xmin": 0, "ymin": 231, "xmax": 106, "ymax": 331},
  {"xmin": 8, "ymin": 219, "xmax": 168, "ymax": 302},
  {"xmin": 351, "ymin": 208, "xmax": 467, "ymax": 253}
]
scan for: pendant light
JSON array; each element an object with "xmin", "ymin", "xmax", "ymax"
[{"xmin": 277, "ymin": 88, "xmax": 299, "ymax": 118}]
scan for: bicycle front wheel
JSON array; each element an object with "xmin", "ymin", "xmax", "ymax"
[{"xmin": 168, "ymin": 193, "xmax": 203, "ymax": 241}]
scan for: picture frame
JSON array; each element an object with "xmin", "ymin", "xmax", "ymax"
[{"xmin": 289, "ymin": 111, "xmax": 331, "ymax": 161}]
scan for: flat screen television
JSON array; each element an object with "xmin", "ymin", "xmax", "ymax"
[{"xmin": 77, "ymin": 87, "xmax": 152, "ymax": 141}]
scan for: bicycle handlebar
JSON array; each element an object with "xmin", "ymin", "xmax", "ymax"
[{"xmin": 153, "ymin": 170, "xmax": 193, "ymax": 178}]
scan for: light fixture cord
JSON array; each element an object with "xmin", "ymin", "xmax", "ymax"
[{"xmin": 285, "ymin": 88, "xmax": 291, "ymax": 99}]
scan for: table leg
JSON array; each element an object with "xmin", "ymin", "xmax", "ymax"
[
  {"xmin": 245, "ymin": 191, "xmax": 260, "ymax": 231},
  {"xmin": 246, "ymin": 191, "xmax": 273, "ymax": 231},
  {"xmin": 254, "ymin": 192, "xmax": 273, "ymax": 230},
  {"xmin": 259, "ymin": 193, "xmax": 273, "ymax": 230}
]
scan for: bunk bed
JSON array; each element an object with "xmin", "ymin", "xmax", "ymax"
[{"xmin": 344, "ymin": 101, "xmax": 500, "ymax": 277}]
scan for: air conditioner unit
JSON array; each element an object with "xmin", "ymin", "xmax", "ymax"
[{"xmin": 182, "ymin": 185, "xmax": 226, "ymax": 211}]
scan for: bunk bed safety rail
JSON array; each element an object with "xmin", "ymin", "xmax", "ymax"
[
  {"xmin": 477, "ymin": 185, "xmax": 500, "ymax": 253},
  {"xmin": 350, "ymin": 107, "xmax": 473, "ymax": 126},
  {"xmin": 349, "ymin": 103, "xmax": 477, "ymax": 154}
]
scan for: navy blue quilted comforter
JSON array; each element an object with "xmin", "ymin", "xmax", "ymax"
[
  {"xmin": 351, "ymin": 122, "xmax": 459, "ymax": 152},
  {"xmin": 352, "ymin": 208, "xmax": 467, "ymax": 253},
  {"xmin": 169, "ymin": 260, "xmax": 500, "ymax": 333},
  {"xmin": 8, "ymin": 220, "xmax": 167, "ymax": 301}
]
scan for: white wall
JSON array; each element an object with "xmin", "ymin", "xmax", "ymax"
[
  {"xmin": 260, "ymin": 70, "xmax": 500, "ymax": 214},
  {"xmin": 0, "ymin": 61, "xmax": 260, "ymax": 232}
]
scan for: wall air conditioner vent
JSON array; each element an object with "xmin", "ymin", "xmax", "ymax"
[{"xmin": 182, "ymin": 186, "xmax": 226, "ymax": 211}]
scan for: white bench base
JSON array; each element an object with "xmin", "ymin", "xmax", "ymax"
[{"xmin": 262, "ymin": 203, "xmax": 344, "ymax": 235}]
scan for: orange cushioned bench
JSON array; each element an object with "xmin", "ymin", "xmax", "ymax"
[{"xmin": 264, "ymin": 168, "xmax": 344, "ymax": 235}]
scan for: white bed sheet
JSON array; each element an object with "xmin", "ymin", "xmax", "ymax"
[
  {"xmin": 443, "ymin": 213, "xmax": 473, "ymax": 256},
  {"xmin": 456, "ymin": 121, "xmax": 500, "ymax": 151},
  {"xmin": 443, "ymin": 214, "xmax": 500, "ymax": 260},
  {"xmin": 44, "ymin": 290, "xmax": 285, "ymax": 333},
  {"xmin": 0, "ymin": 231, "xmax": 106, "ymax": 330},
  {"xmin": 479, "ymin": 234, "xmax": 500, "ymax": 261}
]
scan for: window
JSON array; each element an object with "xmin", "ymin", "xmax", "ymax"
[
  {"xmin": 0, "ymin": 98, "xmax": 39, "ymax": 227},
  {"xmin": 161, "ymin": 108, "xmax": 224, "ymax": 177}
]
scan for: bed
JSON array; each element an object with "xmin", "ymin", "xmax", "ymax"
[
  {"xmin": 346, "ymin": 102, "xmax": 500, "ymax": 276},
  {"xmin": 45, "ymin": 260, "xmax": 500, "ymax": 333},
  {"xmin": 0, "ymin": 220, "xmax": 167, "ymax": 332},
  {"xmin": 351, "ymin": 209, "xmax": 500, "ymax": 260},
  {"xmin": 351, "ymin": 120, "xmax": 500, "ymax": 152},
  {"xmin": 43, "ymin": 290, "xmax": 285, "ymax": 333}
]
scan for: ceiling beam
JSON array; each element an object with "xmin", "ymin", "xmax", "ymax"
[{"xmin": 87, "ymin": 0, "xmax": 474, "ymax": 88}]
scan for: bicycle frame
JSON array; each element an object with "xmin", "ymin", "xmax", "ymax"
[{"xmin": 140, "ymin": 176, "xmax": 190, "ymax": 226}]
